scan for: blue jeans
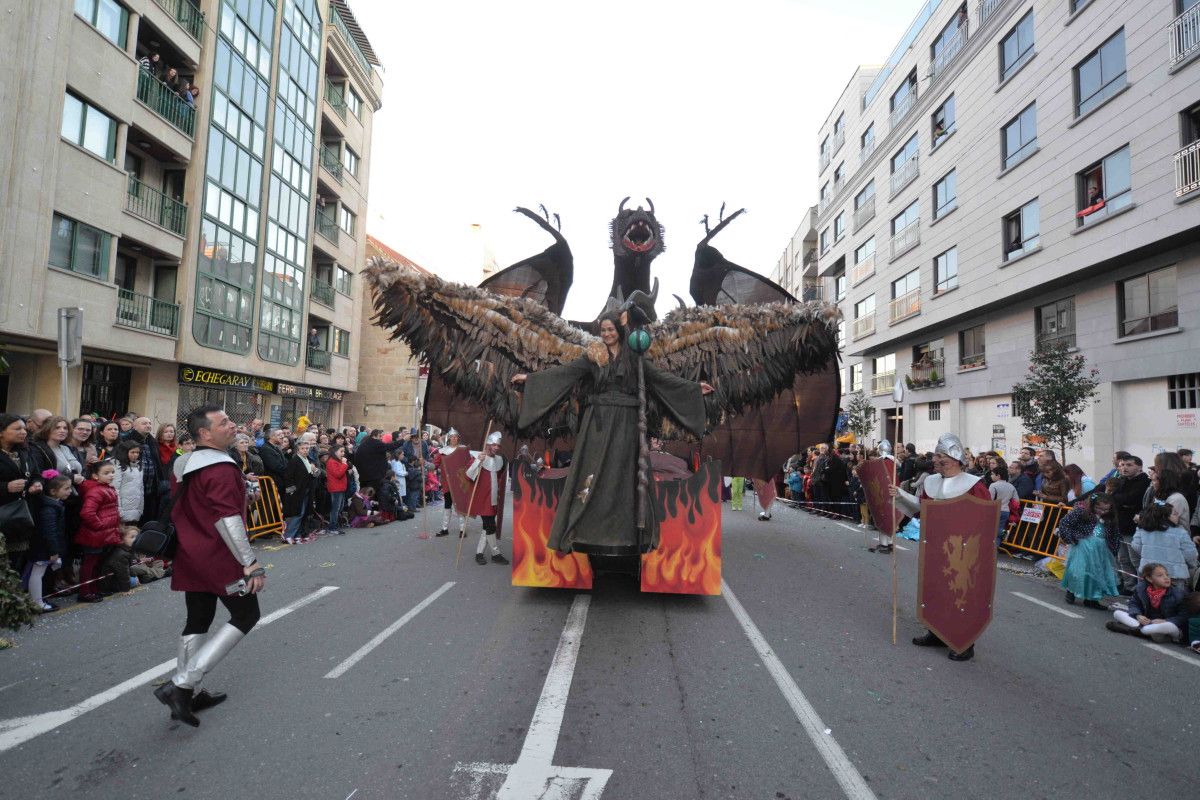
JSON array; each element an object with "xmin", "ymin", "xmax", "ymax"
[
  {"xmin": 997, "ymin": 510, "xmax": 1010, "ymax": 547},
  {"xmin": 328, "ymin": 491, "xmax": 346, "ymax": 530},
  {"xmin": 406, "ymin": 489, "xmax": 422, "ymax": 510},
  {"xmin": 284, "ymin": 492, "xmax": 310, "ymax": 539}
]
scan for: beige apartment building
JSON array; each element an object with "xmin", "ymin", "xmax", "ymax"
[
  {"xmin": 799, "ymin": 0, "xmax": 1200, "ymax": 476},
  {"xmin": 0, "ymin": 0, "xmax": 382, "ymax": 431}
]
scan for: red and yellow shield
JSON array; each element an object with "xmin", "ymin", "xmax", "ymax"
[
  {"xmin": 440, "ymin": 447, "xmax": 477, "ymax": 518},
  {"xmin": 917, "ymin": 494, "xmax": 1000, "ymax": 654},
  {"xmin": 858, "ymin": 458, "xmax": 904, "ymax": 536}
]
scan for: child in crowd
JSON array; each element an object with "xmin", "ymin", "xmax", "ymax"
[
  {"xmin": 101, "ymin": 526, "xmax": 138, "ymax": 594},
  {"xmin": 848, "ymin": 465, "xmax": 865, "ymax": 525},
  {"xmin": 425, "ymin": 464, "xmax": 442, "ymax": 504},
  {"xmin": 349, "ymin": 486, "xmax": 385, "ymax": 528},
  {"xmin": 405, "ymin": 456, "xmax": 424, "ymax": 511},
  {"xmin": 113, "ymin": 440, "xmax": 144, "ymax": 525},
  {"xmin": 75, "ymin": 460, "xmax": 122, "ymax": 602},
  {"xmin": 1058, "ymin": 493, "xmax": 1119, "ymax": 608},
  {"xmin": 29, "ymin": 475, "xmax": 73, "ymax": 612},
  {"xmin": 1130, "ymin": 501, "xmax": 1198, "ymax": 588},
  {"xmin": 130, "ymin": 539, "xmax": 168, "ymax": 585},
  {"xmin": 388, "ymin": 449, "xmax": 407, "ymax": 500},
  {"xmin": 378, "ymin": 472, "xmax": 414, "ymax": 522},
  {"xmin": 1107, "ymin": 563, "xmax": 1190, "ymax": 642}
]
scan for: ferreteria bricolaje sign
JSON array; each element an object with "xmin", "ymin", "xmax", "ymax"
[
  {"xmin": 177, "ymin": 365, "xmax": 275, "ymax": 394},
  {"xmin": 276, "ymin": 382, "xmax": 344, "ymax": 401}
]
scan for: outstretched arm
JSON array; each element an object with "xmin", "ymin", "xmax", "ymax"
[
  {"xmin": 643, "ymin": 362, "xmax": 707, "ymax": 440},
  {"xmin": 516, "ymin": 357, "xmax": 592, "ymax": 431}
]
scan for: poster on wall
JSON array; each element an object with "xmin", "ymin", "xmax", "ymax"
[
  {"xmin": 1178, "ymin": 412, "xmax": 1197, "ymax": 429},
  {"xmin": 270, "ymin": 404, "xmax": 282, "ymax": 428},
  {"xmin": 991, "ymin": 424, "xmax": 1006, "ymax": 456},
  {"xmin": 995, "ymin": 402, "xmax": 1011, "ymax": 419}
]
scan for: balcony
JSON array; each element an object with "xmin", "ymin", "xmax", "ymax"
[
  {"xmin": 1172, "ymin": 3, "xmax": 1200, "ymax": 67},
  {"xmin": 307, "ymin": 347, "xmax": 331, "ymax": 372},
  {"xmin": 888, "ymin": 89, "xmax": 916, "ymax": 131},
  {"xmin": 853, "ymin": 197, "xmax": 876, "ymax": 232},
  {"xmin": 871, "ymin": 371, "xmax": 896, "ymax": 396},
  {"xmin": 860, "ymin": 139, "xmax": 876, "ymax": 165},
  {"xmin": 929, "ymin": 22, "xmax": 969, "ymax": 82},
  {"xmin": 126, "ymin": 176, "xmax": 187, "ymax": 236},
  {"xmin": 152, "ymin": 0, "xmax": 204, "ymax": 41},
  {"xmin": 889, "ymin": 222, "xmax": 920, "ymax": 260},
  {"xmin": 136, "ymin": 69, "xmax": 195, "ymax": 137},
  {"xmin": 978, "ymin": 0, "xmax": 1003, "ymax": 26},
  {"xmin": 889, "ymin": 289, "xmax": 921, "ymax": 323},
  {"xmin": 800, "ymin": 280, "xmax": 824, "ymax": 303},
  {"xmin": 324, "ymin": 82, "xmax": 348, "ymax": 121},
  {"xmin": 320, "ymin": 144, "xmax": 344, "ymax": 184},
  {"xmin": 852, "ymin": 315, "xmax": 876, "ymax": 340},
  {"xmin": 1176, "ymin": 140, "xmax": 1200, "ymax": 197},
  {"xmin": 906, "ymin": 358, "xmax": 945, "ymax": 390},
  {"xmin": 889, "ymin": 155, "xmax": 919, "ymax": 197},
  {"xmin": 850, "ymin": 254, "xmax": 875, "ymax": 286},
  {"xmin": 330, "ymin": 3, "xmax": 374, "ymax": 78},
  {"xmin": 316, "ymin": 210, "xmax": 339, "ymax": 244},
  {"xmin": 819, "ymin": 150, "xmax": 831, "ymax": 173},
  {"xmin": 115, "ymin": 289, "xmax": 179, "ymax": 337},
  {"xmin": 832, "ymin": 128, "xmax": 845, "ymax": 155},
  {"xmin": 312, "ymin": 278, "xmax": 336, "ymax": 307},
  {"xmin": 802, "ymin": 248, "xmax": 818, "ymax": 267}
]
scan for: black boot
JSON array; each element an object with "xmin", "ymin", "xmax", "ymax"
[
  {"xmin": 1083, "ymin": 599, "xmax": 1106, "ymax": 610},
  {"xmin": 947, "ymin": 645, "xmax": 975, "ymax": 662},
  {"xmin": 474, "ymin": 553, "xmax": 487, "ymax": 565},
  {"xmin": 491, "ymin": 553, "xmax": 510, "ymax": 565},
  {"xmin": 154, "ymin": 682, "xmax": 199, "ymax": 727},
  {"xmin": 191, "ymin": 689, "xmax": 227, "ymax": 712},
  {"xmin": 436, "ymin": 528, "xmax": 449, "ymax": 537},
  {"xmin": 911, "ymin": 631, "xmax": 947, "ymax": 648},
  {"xmin": 1064, "ymin": 591, "xmax": 1076, "ymax": 605}
]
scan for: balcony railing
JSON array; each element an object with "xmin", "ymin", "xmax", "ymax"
[
  {"xmin": 1171, "ymin": 3, "xmax": 1200, "ymax": 66},
  {"xmin": 136, "ymin": 68, "xmax": 195, "ymax": 137},
  {"xmin": 126, "ymin": 176, "xmax": 187, "ymax": 236},
  {"xmin": 889, "ymin": 289, "xmax": 921, "ymax": 323},
  {"xmin": 853, "ymin": 197, "xmax": 876, "ymax": 232},
  {"xmin": 115, "ymin": 289, "xmax": 179, "ymax": 337},
  {"xmin": 1175, "ymin": 140, "xmax": 1200, "ymax": 197},
  {"xmin": 860, "ymin": 139, "xmax": 876, "ymax": 165},
  {"xmin": 871, "ymin": 371, "xmax": 895, "ymax": 395},
  {"xmin": 316, "ymin": 211, "xmax": 339, "ymax": 244},
  {"xmin": 307, "ymin": 347, "xmax": 331, "ymax": 372},
  {"xmin": 330, "ymin": 3, "xmax": 374, "ymax": 78},
  {"xmin": 850, "ymin": 254, "xmax": 875, "ymax": 286},
  {"xmin": 152, "ymin": 0, "xmax": 204, "ymax": 41},
  {"xmin": 978, "ymin": 0, "xmax": 1003, "ymax": 26},
  {"xmin": 930, "ymin": 22, "xmax": 968, "ymax": 82},
  {"xmin": 324, "ymin": 82, "xmax": 348, "ymax": 121},
  {"xmin": 832, "ymin": 128, "xmax": 845, "ymax": 155},
  {"xmin": 819, "ymin": 150, "xmax": 831, "ymax": 173},
  {"xmin": 907, "ymin": 358, "xmax": 945, "ymax": 389},
  {"xmin": 889, "ymin": 154, "xmax": 919, "ymax": 197},
  {"xmin": 800, "ymin": 281, "xmax": 824, "ymax": 303},
  {"xmin": 852, "ymin": 315, "xmax": 876, "ymax": 340},
  {"xmin": 802, "ymin": 248, "xmax": 818, "ymax": 267},
  {"xmin": 312, "ymin": 278, "xmax": 336, "ymax": 307},
  {"xmin": 320, "ymin": 144, "xmax": 344, "ymax": 183},
  {"xmin": 889, "ymin": 222, "xmax": 920, "ymax": 260},
  {"xmin": 888, "ymin": 88, "xmax": 916, "ymax": 131}
]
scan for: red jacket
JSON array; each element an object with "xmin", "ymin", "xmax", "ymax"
[
  {"xmin": 325, "ymin": 457, "xmax": 349, "ymax": 493},
  {"xmin": 75, "ymin": 479, "xmax": 122, "ymax": 549},
  {"xmin": 171, "ymin": 449, "xmax": 247, "ymax": 594}
]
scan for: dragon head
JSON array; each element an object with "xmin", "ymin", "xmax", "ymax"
[{"xmin": 609, "ymin": 197, "xmax": 665, "ymax": 260}]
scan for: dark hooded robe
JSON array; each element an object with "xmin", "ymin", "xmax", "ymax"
[{"xmin": 518, "ymin": 348, "xmax": 706, "ymax": 555}]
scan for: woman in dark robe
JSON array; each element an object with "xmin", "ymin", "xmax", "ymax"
[{"xmin": 512, "ymin": 312, "xmax": 712, "ymax": 555}]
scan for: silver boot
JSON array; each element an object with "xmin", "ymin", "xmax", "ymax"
[{"xmin": 174, "ymin": 623, "xmax": 244, "ymax": 690}]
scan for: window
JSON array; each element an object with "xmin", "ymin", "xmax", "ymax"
[
  {"xmin": 1013, "ymin": 388, "xmax": 1032, "ymax": 419},
  {"xmin": 1002, "ymin": 103, "xmax": 1037, "ymax": 169},
  {"xmin": 834, "ymin": 273, "xmax": 847, "ymax": 301},
  {"xmin": 820, "ymin": 136, "xmax": 829, "ymax": 159},
  {"xmin": 346, "ymin": 87, "xmax": 363, "ymax": 118},
  {"xmin": 75, "ymin": 0, "xmax": 128, "ymax": 48},
  {"xmin": 959, "ymin": 324, "xmax": 986, "ymax": 366},
  {"xmin": 934, "ymin": 247, "xmax": 958, "ymax": 293},
  {"xmin": 1168, "ymin": 373, "xmax": 1200, "ymax": 410},
  {"xmin": 834, "ymin": 113, "xmax": 845, "ymax": 138},
  {"xmin": 60, "ymin": 93, "xmax": 117, "ymax": 162},
  {"xmin": 49, "ymin": 213, "xmax": 110, "ymax": 279},
  {"xmin": 861, "ymin": 124, "xmax": 875, "ymax": 156},
  {"xmin": 1077, "ymin": 145, "xmax": 1131, "ymax": 225},
  {"xmin": 332, "ymin": 327, "xmax": 351, "ymax": 356},
  {"xmin": 855, "ymin": 238, "xmax": 875, "ymax": 264},
  {"xmin": 874, "ymin": 354, "xmax": 895, "ymax": 376},
  {"xmin": 933, "ymin": 169, "xmax": 957, "ymax": 219},
  {"xmin": 854, "ymin": 295, "xmax": 876, "ymax": 319},
  {"xmin": 1183, "ymin": 101, "xmax": 1200, "ymax": 146},
  {"xmin": 335, "ymin": 265, "xmax": 352, "ymax": 295},
  {"xmin": 1036, "ymin": 297, "xmax": 1076, "ymax": 349},
  {"xmin": 892, "ymin": 269, "xmax": 919, "ymax": 299},
  {"xmin": 834, "ymin": 212, "xmax": 845, "ymax": 241},
  {"xmin": 891, "ymin": 134, "xmax": 919, "ymax": 174},
  {"xmin": 820, "ymin": 227, "xmax": 830, "ymax": 254},
  {"xmin": 1000, "ymin": 10, "xmax": 1035, "ymax": 81},
  {"xmin": 1119, "ymin": 266, "xmax": 1178, "ymax": 337},
  {"xmin": 851, "ymin": 363, "xmax": 863, "ymax": 393},
  {"xmin": 890, "ymin": 69, "xmax": 918, "ymax": 119},
  {"xmin": 913, "ymin": 339, "xmax": 944, "ymax": 366},
  {"xmin": 892, "ymin": 201, "xmax": 919, "ymax": 234},
  {"xmin": 341, "ymin": 145, "xmax": 359, "ymax": 176},
  {"xmin": 1003, "ymin": 199, "xmax": 1039, "ymax": 260},
  {"xmin": 1071, "ymin": 0, "xmax": 1093, "ymax": 12},
  {"xmin": 834, "ymin": 162, "xmax": 845, "ymax": 186},
  {"xmin": 820, "ymin": 182, "xmax": 830, "ymax": 204},
  {"xmin": 338, "ymin": 204, "xmax": 356, "ymax": 235},
  {"xmin": 1075, "ymin": 29, "xmax": 1126, "ymax": 117},
  {"xmin": 928, "ymin": 401, "xmax": 942, "ymax": 422},
  {"xmin": 855, "ymin": 181, "xmax": 875, "ymax": 211},
  {"xmin": 932, "ymin": 95, "xmax": 955, "ymax": 147}
]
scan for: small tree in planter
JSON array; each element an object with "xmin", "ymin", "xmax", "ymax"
[
  {"xmin": 1011, "ymin": 340, "xmax": 1100, "ymax": 463},
  {"xmin": 930, "ymin": 369, "xmax": 940, "ymax": 385},
  {"xmin": 0, "ymin": 534, "xmax": 36, "ymax": 646}
]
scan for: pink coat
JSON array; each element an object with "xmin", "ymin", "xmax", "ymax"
[{"xmin": 75, "ymin": 480, "xmax": 122, "ymax": 549}]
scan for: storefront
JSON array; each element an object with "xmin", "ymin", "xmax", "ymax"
[
  {"xmin": 176, "ymin": 364, "xmax": 276, "ymax": 429},
  {"xmin": 275, "ymin": 381, "xmax": 344, "ymax": 430}
]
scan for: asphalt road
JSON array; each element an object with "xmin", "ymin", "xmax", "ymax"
[{"xmin": 0, "ymin": 498, "xmax": 1195, "ymax": 800}]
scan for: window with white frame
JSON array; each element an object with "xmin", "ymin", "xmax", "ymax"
[
  {"xmin": 75, "ymin": 0, "xmax": 129, "ymax": 48},
  {"xmin": 890, "ymin": 69, "xmax": 918, "ymax": 117},
  {"xmin": 855, "ymin": 181, "xmax": 875, "ymax": 211},
  {"xmin": 855, "ymin": 238, "xmax": 875, "ymax": 264},
  {"xmin": 861, "ymin": 123, "xmax": 875, "ymax": 156},
  {"xmin": 933, "ymin": 169, "xmax": 957, "ymax": 219},
  {"xmin": 834, "ymin": 113, "xmax": 845, "ymax": 138},
  {"xmin": 891, "ymin": 134, "xmax": 919, "ymax": 175},
  {"xmin": 855, "ymin": 295, "xmax": 875, "ymax": 320},
  {"xmin": 891, "ymin": 201, "xmax": 919, "ymax": 235},
  {"xmin": 932, "ymin": 95, "xmax": 956, "ymax": 147},
  {"xmin": 874, "ymin": 353, "xmax": 895, "ymax": 377},
  {"xmin": 1003, "ymin": 199, "xmax": 1039, "ymax": 260},
  {"xmin": 1119, "ymin": 266, "xmax": 1178, "ymax": 337},
  {"xmin": 341, "ymin": 145, "xmax": 359, "ymax": 176},
  {"xmin": 335, "ymin": 265, "xmax": 352, "ymax": 295},
  {"xmin": 820, "ymin": 181, "xmax": 830, "ymax": 204},
  {"xmin": 834, "ymin": 212, "xmax": 845, "ymax": 241},
  {"xmin": 1000, "ymin": 10, "xmax": 1035, "ymax": 81},
  {"xmin": 934, "ymin": 247, "xmax": 958, "ymax": 293},
  {"xmin": 61, "ymin": 93, "xmax": 118, "ymax": 162},
  {"xmin": 1077, "ymin": 145, "xmax": 1131, "ymax": 225},
  {"xmin": 834, "ymin": 162, "xmax": 845, "ymax": 185},
  {"xmin": 835, "ymin": 272, "xmax": 847, "ymax": 301},
  {"xmin": 1074, "ymin": 29, "xmax": 1126, "ymax": 117},
  {"xmin": 346, "ymin": 87, "xmax": 363, "ymax": 118},
  {"xmin": 851, "ymin": 363, "xmax": 863, "ymax": 393},
  {"xmin": 338, "ymin": 203, "xmax": 356, "ymax": 235},
  {"xmin": 820, "ymin": 227, "xmax": 830, "ymax": 253},
  {"xmin": 1002, "ymin": 103, "xmax": 1037, "ymax": 169},
  {"xmin": 892, "ymin": 269, "xmax": 919, "ymax": 299}
]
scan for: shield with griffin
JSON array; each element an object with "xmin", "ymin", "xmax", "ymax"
[
  {"xmin": 441, "ymin": 447, "xmax": 479, "ymax": 518},
  {"xmin": 858, "ymin": 458, "xmax": 905, "ymax": 536},
  {"xmin": 917, "ymin": 494, "xmax": 1000, "ymax": 654}
]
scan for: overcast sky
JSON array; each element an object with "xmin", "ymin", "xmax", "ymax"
[{"xmin": 352, "ymin": 0, "xmax": 921, "ymax": 319}]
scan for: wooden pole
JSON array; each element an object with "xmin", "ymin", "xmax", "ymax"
[
  {"xmin": 455, "ymin": 419, "xmax": 494, "ymax": 569},
  {"xmin": 891, "ymin": 458, "xmax": 898, "ymax": 645}
]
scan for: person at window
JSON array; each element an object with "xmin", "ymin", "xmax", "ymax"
[
  {"xmin": 138, "ymin": 52, "xmax": 163, "ymax": 78},
  {"xmin": 308, "ymin": 327, "xmax": 322, "ymax": 352}
]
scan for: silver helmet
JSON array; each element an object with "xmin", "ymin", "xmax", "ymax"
[
  {"xmin": 485, "ymin": 430, "xmax": 502, "ymax": 446},
  {"xmin": 934, "ymin": 433, "xmax": 967, "ymax": 465}
]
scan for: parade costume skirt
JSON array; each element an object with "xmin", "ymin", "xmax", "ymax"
[{"xmin": 1061, "ymin": 529, "xmax": 1118, "ymax": 601}]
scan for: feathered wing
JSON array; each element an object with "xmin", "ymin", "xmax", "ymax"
[
  {"xmin": 646, "ymin": 301, "xmax": 843, "ymax": 481},
  {"xmin": 363, "ymin": 257, "xmax": 596, "ymax": 446}
]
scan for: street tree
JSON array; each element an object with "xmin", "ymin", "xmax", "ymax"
[
  {"xmin": 1011, "ymin": 340, "xmax": 1100, "ymax": 463},
  {"xmin": 845, "ymin": 390, "xmax": 876, "ymax": 443}
]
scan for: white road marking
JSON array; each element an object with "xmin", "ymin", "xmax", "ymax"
[
  {"xmin": 1010, "ymin": 591, "xmax": 1084, "ymax": 619},
  {"xmin": 722, "ymin": 580, "xmax": 878, "ymax": 800},
  {"xmin": 833, "ymin": 521, "xmax": 909, "ymax": 550},
  {"xmin": 325, "ymin": 581, "xmax": 455, "ymax": 679},
  {"xmin": 0, "ymin": 585, "xmax": 339, "ymax": 753},
  {"xmin": 1143, "ymin": 642, "xmax": 1200, "ymax": 668}
]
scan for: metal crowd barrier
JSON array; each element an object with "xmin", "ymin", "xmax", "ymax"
[
  {"xmin": 1001, "ymin": 499, "xmax": 1071, "ymax": 560},
  {"xmin": 248, "ymin": 475, "xmax": 285, "ymax": 540}
]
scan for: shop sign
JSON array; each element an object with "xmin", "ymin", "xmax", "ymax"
[
  {"xmin": 178, "ymin": 365, "xmax": 274, "ymax": 394},
  {"xmin": 1020, "ymin": 505, "xmax": 1044, "ymax": 524},
  {"xmin": 276, "ymin": 382, "xmax": 344, "ymax": 402}
]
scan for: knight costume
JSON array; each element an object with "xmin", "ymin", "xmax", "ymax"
[
  {"xmin": 435, "ymin": 428, "xmax": 464, "ymax": 537},
  {"xmin": 466, "ymin": 431, "xmax": 509, "ymax": 565}
]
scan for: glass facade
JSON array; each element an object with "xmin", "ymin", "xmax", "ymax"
[{"xmin": 260, "ymin": 0, "xmax": 322, "ymax": 365}]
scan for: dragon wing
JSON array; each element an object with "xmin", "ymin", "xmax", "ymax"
[
  {"xmin": 479, "ymin": 206, "xmax": 574, "ymax": 315},
  {"xmin": 689, "ymin": 207, "xmax": 796, "ymax": 307},
  {"xmin": 363, "ymin": 257, "xmax": 594, "ymax": 441}
]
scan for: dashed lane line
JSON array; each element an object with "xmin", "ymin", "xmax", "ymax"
[
  {"xmin": 324, "ymin": 581, "xmax": 455, "ymax": 679},
  {"xmin": 1143, "ymin": 642, "xmax": 1200, "ymax": 668},
  {"xmin": 1010, "ymin": 591, "xmax": 1084, "ymax": 619},
  {"xmin": 832, "ymin": 521, "xmax": 910, "ymax": 550}
]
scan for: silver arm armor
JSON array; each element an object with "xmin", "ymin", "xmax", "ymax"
[
  {"xmin": 894, "ymin": 488, "xmax": 921, "ymax": 517},
  {"xmin": 465, "ymin": 457, "xmax": 482, "ymax": 481},
  {"xmin": 215, "ymin": 515, "xmax": 255, "ymax": 567}
]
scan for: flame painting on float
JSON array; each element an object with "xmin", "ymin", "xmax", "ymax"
[{"xmin": 510, "ymin": 459, "xmax": 722, "ymax": 595}]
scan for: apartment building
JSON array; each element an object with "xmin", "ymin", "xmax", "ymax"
[
  {"xmin": 0, "ymin": 0, "xmax": 383, "ymax": 431},
  {"xmin": 804, "ymin": 0, "xmax": 1200, "ymax": 475}
]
